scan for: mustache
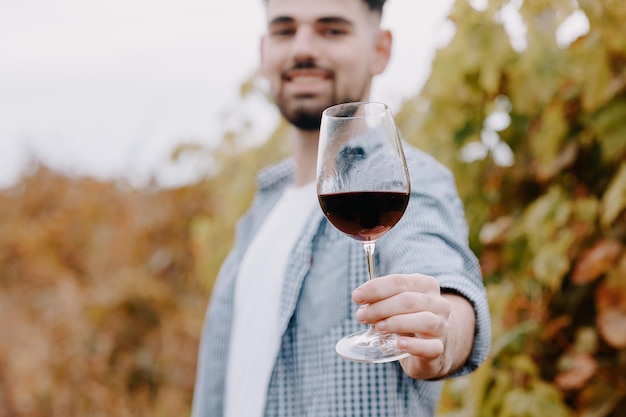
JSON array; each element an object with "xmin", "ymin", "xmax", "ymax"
[
  {"xmin": 281, "ymin": 61, "xmax": 333, "ymax": 80},
  {"xmin": 292, "ymin": 59, "xmax": 317, "ymax": 69}
]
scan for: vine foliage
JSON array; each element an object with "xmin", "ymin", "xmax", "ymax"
[{"xmin": 394, "ymin": 1, "xmax": 626, "ymax": 415}]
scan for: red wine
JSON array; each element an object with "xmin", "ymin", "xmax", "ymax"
[{"xmin": 319, "ymin": 191, "xmax": 409, "ymax": 242}]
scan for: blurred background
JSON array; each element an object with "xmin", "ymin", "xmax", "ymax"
[
  {"xmin": 1, "ymin": 0, "xmax": 625, "ymax": 416},
  {"xmin": 0, "ymin": 0, "xmax": 456, "ymax": 189}
]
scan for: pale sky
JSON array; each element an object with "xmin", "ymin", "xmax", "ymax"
[{"xmin": 1, "ymin": 0, "xmax": 589, "ymax": 189}]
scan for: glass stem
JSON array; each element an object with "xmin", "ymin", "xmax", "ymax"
[
  {"xmin": 363, "ymin": 241, "xmax": 376, "ymax": 281},
  {"xmin": 362, "ymin": 241, "xmax": 379, "ymax": 337}
]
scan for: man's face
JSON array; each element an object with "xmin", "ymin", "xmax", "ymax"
[{"xmin": 260, "ymin": 0, "xmax": 391, "ymax": 131}]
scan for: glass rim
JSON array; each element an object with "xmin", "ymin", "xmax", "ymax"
[{"xmin": 322, "ymin": 101, "xmax": 389, "ymax": 119}]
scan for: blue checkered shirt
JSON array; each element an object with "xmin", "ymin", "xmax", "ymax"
[{"xmin": 191, "ymin": 143, "xmax": 491, "ymax": 417}]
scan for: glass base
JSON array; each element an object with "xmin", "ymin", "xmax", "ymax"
[{"xmin": 335, "ymin": 329, "xmax": 411, "ymax": 363}]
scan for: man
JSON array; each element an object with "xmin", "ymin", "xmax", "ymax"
[{"xmin": 191, "ymin": 0, "xmax": 491, "ymax": 416}]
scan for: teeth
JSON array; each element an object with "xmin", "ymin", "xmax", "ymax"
[{"xmin": 291, "ymin": 76, "xmax": 323, "ymax": 83}]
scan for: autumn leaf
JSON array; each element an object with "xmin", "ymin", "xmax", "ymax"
[
  {"xmin": 595, "ymin": 274, "xmax": 626, "ymax": 348},
  {"xmin": 554, "ymin": 353, "xmax": 598, "ymax": 391},
  {"xmin": 601, "ymin": 162, "xmax": 626, "ymax": 227},
  {"xmin": 529, "ymin": 103, "xmax": 569, "ymax": 181},
  {"xmin": 571, "ymin": 239, "xmax": 623, "ymax": 285},
  {"xmin": 479, "ymin": 216, "xmax": 514, "ymax": 246},
  {"xmin": 596, "ymin": 310, "xmax": 626, "ymax": 348},
  {"xmin": 579, "ymin": 35, "xmax": 613, "ymax": 112}
]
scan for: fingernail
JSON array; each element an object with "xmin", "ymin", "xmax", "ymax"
[
  {"xmin": 397, "ymin": 337, "xmax": 407, "ymax": 349},
  {"xmin": 355, "ymin": 305, "xmax": 366, "ymax": 322},
  {"xmin": 353, "ymin": 288, "xmax": 365, "ymax": 303}
]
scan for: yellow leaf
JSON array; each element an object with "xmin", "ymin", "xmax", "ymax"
[
  {"xmin": 532, "ymin": 230, "xmax": 575, "ymax": 291},
  {"xmin": 580, "ymin": 33, "xmax": 613, "ymax": 112},
  {"xmin": 530, "ymin": 103, "xmax": 569, "ymax": 181},
  {"xmin": 600, "ymin": 162, "xmax": 626, "ymax": 227}
]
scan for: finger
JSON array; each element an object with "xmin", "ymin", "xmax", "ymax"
[
  {"xmin": 355, "ymin": 292, "xmax": 450, "ymax": 324},
  {"xmin": 353, "ymin": 273, "xmax": 440, "ymax": 304},
  {"xmin": 397, "ymin": 335, "xmax": 444, "ymax": 360},
  {"xmin": 373, "ymin": 311, "xmax": 446, "ymax": 338}
]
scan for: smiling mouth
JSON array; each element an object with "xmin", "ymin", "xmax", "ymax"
[{"xmin": 282, "ymin": 68, "xmax": 332, "ymax": 82}]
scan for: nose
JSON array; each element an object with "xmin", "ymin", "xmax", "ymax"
[{"xmin": 290, "ymin": 26, "xmax": 319, "ymax": 62}]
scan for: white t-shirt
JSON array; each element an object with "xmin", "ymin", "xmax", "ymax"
[{"xmin": 224, "ymin": 182, "xmax": 317, "ymax": 417}]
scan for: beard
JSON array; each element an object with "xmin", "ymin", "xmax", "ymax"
[
  {"xmin": 275, "ymin": 92, "xmax": 366, "ymax": 131},
  {"xmin": 276, "ymin": 96, "xmax": 332, "ymax": 131},
  {"xmin": 286, "ymin": 108, "xmax": 324, "ymax": 131},
  {"xmin": 272, "ymin": 61, "xmax": 369, "ymax": 131}
]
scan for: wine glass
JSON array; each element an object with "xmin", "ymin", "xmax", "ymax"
[{"xmin": 316, "ymin": 102, "xmax": 411, "ymax": 363}]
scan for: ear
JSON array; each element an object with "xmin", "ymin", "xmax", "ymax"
[{"xmin": 371, "ymin": 29, "xmax": 392, "ymax": 76}]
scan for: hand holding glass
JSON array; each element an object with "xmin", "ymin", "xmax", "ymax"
[{"xmin": 316, "ymin": 102, "xmax": 411, "ymax": 363}]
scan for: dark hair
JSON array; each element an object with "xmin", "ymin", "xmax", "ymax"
[
  {"xmin": 263, "ymin": 0, "xmax": 387, "ymax": 14},
  {"xmin": 363, "ymin": 0, "xmax": 387, "ymax": 13}
]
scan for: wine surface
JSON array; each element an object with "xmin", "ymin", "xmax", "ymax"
[{"xmin": 319, "ymin": 191, "xmax": 409, "ymax": 242}]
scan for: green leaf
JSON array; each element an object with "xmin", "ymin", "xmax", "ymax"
[
  {"xmin": 600, "ymin": 162, "xmax": 626, "ymax": 227},
  {"xmin": 491, "ymin": 321, "xmax": 540, "ymax": 358},
  {"xmin": 517, "ymin": 186, "xmax": 575, "ymax": 290},
  {"xmin": 579, "ymin": 33, "xmax": 614, "ymax": 112},
  {"xmin": 500, "ymin": 380, "xmax": 573, "ymax": 417},
  {"xmin": 529, "ymin": 103, "xmax": 569, "ymax": 180},
  {"xmin": 522, "ymin": 186, "xmax": 572, "ymax": 248},
  {"xmin": 588, "ymin": 99, "xmax": 626, "ymax": 164},
  {"xmin": 531, "ymin": 230, "xmax": 575, "ymax": 291}
]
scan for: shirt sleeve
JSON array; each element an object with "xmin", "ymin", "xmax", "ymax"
[{"xmin": 376, "ymin": 144, "xmax": 491, "ymax": 377}]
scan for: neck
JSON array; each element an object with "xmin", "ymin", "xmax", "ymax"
[{"xmin": 290, "ymin": 128, "xmax": 319, "ymax": 187}]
